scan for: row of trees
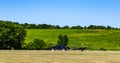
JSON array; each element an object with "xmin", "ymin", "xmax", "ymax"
[
  {"xmin": 0, "ymin": 20, "xmax": 119, "ymax": 29},
  {"xmin": 21, "ymin": 23, "xmax": 118, "ymax": 29}
]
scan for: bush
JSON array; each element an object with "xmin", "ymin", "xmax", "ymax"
[
  {"xmin": 23, "ymin": 38, "xmax": 45, "ymax": 50},
  {"xmin": 42, "ymin": 42, "xmax": 55, "ymax": 50},
  {"xmin": 57, "ymin": 35, "xmax": 69, "ymax": 46},
  {"xmin": 0, "ymin": 23, "xmax": 26, "ymax": 49},
  {"xmin": 99, "ymin": 48, "xmax": 106, "ymax": 51}
]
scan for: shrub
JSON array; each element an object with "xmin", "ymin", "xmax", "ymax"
[
  {"xmin": 0, "ymin": 25, "xmax": 26, "ymax": 49},
  {"xmin": 42, "ymin": 42, "xmax": 55, "ymax": 50},
  {"xmin": 57, "ymin": 35, "xmax": 69, "ymax": 46},
  {"xmin": 22, "ymin": 38, "xmax": 45, "ymax": 50},
  {"xmin": 99, "ymin": 48, "xmax": 106, "ymax": 51}
]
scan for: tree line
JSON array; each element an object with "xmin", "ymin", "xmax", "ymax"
[
  {"xmin": 21, "ymin": 23, "xmax": 119, "ymax": 29},
  {"xmin": 0, "ymin": 20, "xmax": 119, "ymax": 29}
]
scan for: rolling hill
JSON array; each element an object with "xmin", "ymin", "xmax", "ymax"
[{"xmin": 25, "ymin": 29, "xmax": 120, "ymax": 50}]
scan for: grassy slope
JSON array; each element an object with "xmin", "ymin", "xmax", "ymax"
[{"xmin": 25, "ymin": 29, "xmax": 120, "ymax": 50}]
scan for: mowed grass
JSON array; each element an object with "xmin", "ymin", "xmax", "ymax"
[
  {"xmin": 25, "ymin": 29, "xmax": 120, "ymax": 50},
  {"xmin": 0, "ymin": 50, "xmax": 120, "ymax": 63}
]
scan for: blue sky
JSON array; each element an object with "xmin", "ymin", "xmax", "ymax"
[{"xmin": 0, "ymin": 0, "xmax": 120, "ymax": 27}]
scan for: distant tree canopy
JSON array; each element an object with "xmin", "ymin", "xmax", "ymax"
[
  {"xmin": 21, "ymin": 23, "xmax": 118, "ymax": 29},
  {"xmin": 0, "ymin": 20, "xmax": 118, "ymax": 29},
  {"xmin": 71, "ymin": 25, "xmax": 83, "ymax": 29},
  {"xmin": 0, "ymin": 20, "xmax": 26, "ymax": 49}
]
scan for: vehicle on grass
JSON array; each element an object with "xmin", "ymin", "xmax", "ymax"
[{"xmin": 52, "ymin": 44, "xmax": 69, "ymax": 50}]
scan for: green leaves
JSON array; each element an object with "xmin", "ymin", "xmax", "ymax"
[
  {"xmin": 0, "ymin": 21, "xmax": 26, "ymax": 49},
  {"xmin": 57, "ymin": 35, "xmax": 69, "ymax": 46},
  {"xmin": 23, "ymin": 38, "xmax": 45, "ymax": 50}
]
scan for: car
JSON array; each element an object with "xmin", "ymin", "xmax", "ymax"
[{"xmin": 52, "ymin": 44, "xmax": 69, "ymax": 50}]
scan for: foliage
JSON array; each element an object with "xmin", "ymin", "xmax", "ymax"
[
  {"xmin": 57, "ymin": 35, "xmax": 69, "ymax": 46},
  {"xmin": 71, "ymin": 25, "xmax": 83, "ymax": 29},
  {"xmin": 58, "ymin": 35, "xmax": 63, "ymax": 45},
  {"xmin": 62, "ymin": 25, "xmax": 70, "ymax": 29},
  {"xmin": 20, "ymin": 22, "xmax": 118, "ymax": 29},
  {"xmin": 0, "ymin": 20, "xmax": 26, "ymax": 49},
  {"xmin": 99, "ymin": 48, "xmax": 106, "ymax": 51},
  {"xmin": 0, "ymin": 20, "xmax": 118, "ymax": 29},
  {"xmin": 23, "ymin": 38, "xmax": 45, "ymax": 50},
  {"xmin": 42, "ymin": 42, "xmax": 55, "ymax": 50},
  {"xmin": 87, "ymin": 25, "xmax": 106, "ymax": 29},
  {"xmin": 62, "ymin": 35, "xmax": 69, "ymax": 46}
]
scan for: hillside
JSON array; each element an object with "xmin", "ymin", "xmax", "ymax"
[{"xmin": 25, "ymin": 29, "xmax": 120, "ymax": 50}]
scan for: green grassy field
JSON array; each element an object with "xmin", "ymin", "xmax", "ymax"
[
  {"xmin": 25, "ymin": 29, "xmax": 120, "ymax": 50},
  {"xmin": 0, "ymin": 50, "xmax": 120, "ymax": 63}
]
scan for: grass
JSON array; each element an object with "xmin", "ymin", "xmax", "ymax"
[
  {"xmin": 25, "ymin": 29, "xmax": 120, "ymax": 50},
  {"xmin": 0, "ymin": 50, "xmax": 120, "ymax": 63}
]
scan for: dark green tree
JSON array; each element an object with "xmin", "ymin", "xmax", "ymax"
[
  {"xmin": 0, "ymin": 27, "xmax": 26, "ymax": 49},
  {"xmin": 62, "ymin": 35, "xmax": 69, "ymax": 46},
  {"xmin": 87, "ymin": 25, "xmax": 96, "ymax": 29},
  {"xmin": 62, "ymin": 25, "xmax": 70, "ymax": 29},
  {"xmin": 106, "ymin": 25, "xmax": 112, "ymax": 29},
  {"xmin": 55, "ymin": 25, "xmax": 61, "ymax": 29},
  {"xmin": 57, "ymin": 35, "xmax": 69, "ymax": 46},
  {"xmin": 22, "ymin": 23, "xmax": 31, "ymax": 29},
  {"xmin": 71, "ymin": 25, "xmax": 83, "ymax": 29},
  {"xmin": 0, "ymin": 20, "xmax": 26, "ymax": 49},
  {"xmin": 57, "ymin": 35, "xmax": 62, "ymax": 44}
]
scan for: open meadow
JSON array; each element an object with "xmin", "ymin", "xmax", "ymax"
[{"xmin": 0, "ymin": 50, "xmax": 120, "ymax": 63}]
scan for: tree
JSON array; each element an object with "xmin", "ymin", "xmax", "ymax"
[
  {"xmin": 106, "ymin": 25, "xmax": 112, "ymax": 29},
  {"xmin": 0, "ymin": 27, "xmax": 26, "ymax": 49},
  {"xmin": 62, "ymin": 26, "xmax": 70, "ymax": 29},
  {"xmin": 21, "ymin": 23, "xmax": 29, "ymax": 29},
  {"xmin": 55, "ymin": 25, "xmax": 61, "ymax": 29},
  {"xmin": 62, "ymin": 35, "xmax": 69, "ymax": 46},
  {"xmin": 32, "ymin": 39, "xmax": 45, "ymax": 49},
  {"xmin": 0, "ymin": 20, "xmax": 26, "ymax": 49},
  {"xmin": 87, "ymin": 25, "xmax": 96, "ymax": 29},
  {"xmin": 57, "ymin": 35, "xmax": 69, "ymax": 46},
  {"xmin": 41, "ymin": 24, "xmax": 49, "ymax": 29},
  {"xmin": 58, "ymin": 35, "xmax": 63, "ymax": 44},
  {"xmin": 71, "ymin": 25, "xmax": 83, "ymax": 29},
  {"xmin": 96, "ymin": 25, "xmax": 106, "ymax": 29}
]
